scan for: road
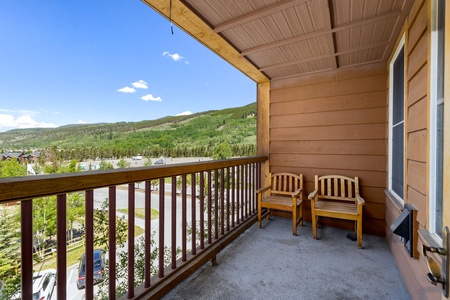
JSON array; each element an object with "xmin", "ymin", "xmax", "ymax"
[{"xmin": 58, "ymin": 183, "xmax": 198, "ymax": 299}]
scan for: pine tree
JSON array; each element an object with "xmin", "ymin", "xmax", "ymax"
[{"xmin": 0, "ymin": 204, "xmax": 21, "ymax": 298}]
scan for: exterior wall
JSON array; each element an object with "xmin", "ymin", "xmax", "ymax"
[
  {"xmin": 270, "ymin": 64, "xmax": 387, "ymax": 236},
  {"xmin": 385, "ymin": 0, "xmax": 442, "ymax": 299}
]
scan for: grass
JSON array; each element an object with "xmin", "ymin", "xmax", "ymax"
[
  {"xmin": 35, "ymin": 225, "xmax": 145, "ymax": 270},
  {"xmin": 117, "ymin": 208, "xmax": 159, "ymax": 220},
  {"xmin": 33, "ymin": 209, "xmax": 154, "ymax": 271}
]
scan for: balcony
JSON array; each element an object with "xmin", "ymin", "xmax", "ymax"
[{"xmin": 0, "ymin": 156, "xmax": 409, "ymax": 299}]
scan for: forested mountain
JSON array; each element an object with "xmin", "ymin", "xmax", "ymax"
[{"xmin": 0, "ymin": 103, "xmax": 257, "ymax": 159}]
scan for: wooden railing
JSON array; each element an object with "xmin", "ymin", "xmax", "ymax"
[{"xmin": 0, "ymin": 156, "xmax": 267, "ymax": 299}]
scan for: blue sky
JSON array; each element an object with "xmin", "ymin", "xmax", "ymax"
[{"xmin": 0, "ymin": 1, "xmax": 256, "ymax": 132}]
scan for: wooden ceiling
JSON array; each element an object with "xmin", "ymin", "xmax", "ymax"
[{"xmin": 143, "ymin": 0, "xmax": 414, "ymax": 83}]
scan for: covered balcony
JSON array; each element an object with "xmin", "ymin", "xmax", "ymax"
[
  {"xmin": 0, "ymin": 156, "xmax": 409, "ymax": 299},
  {"xmin": 1, "ymin": 0, "xmax": 448, "ymax": 299}
]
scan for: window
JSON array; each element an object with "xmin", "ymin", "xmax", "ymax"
[
  {"xmin": 430, "ymin": 0, "xmax": 445, "ymax": 239},
  {"xmin": 389, "ymin": 37, "xmax": 405, "ymax": 202}
]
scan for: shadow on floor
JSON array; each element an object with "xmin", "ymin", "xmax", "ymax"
[{"xmin": 164, "ymin": 217, "xmax": 410, "ymax": 300}]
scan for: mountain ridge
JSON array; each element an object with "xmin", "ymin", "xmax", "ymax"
[{"xmin": 0, "ymin": 103, "xmax": 257, "ymax": 157}]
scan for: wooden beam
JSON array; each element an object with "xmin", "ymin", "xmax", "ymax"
[
  {"xmin": 214, "ymin": 0, "xmax": 310, "ymax": 33},
  {"xmin": 141, "ymin": 0, "xmax": 269, "ymax": 83},
  {"xmin": 318, "ymin": 0, "xmax": 337, "ymax": 69}
]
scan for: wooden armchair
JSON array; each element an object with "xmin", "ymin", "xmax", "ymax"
[
  {"xmin": 257, "ymin": 173, "xmax": 304, "ymax": 235},
  {"xmin": 308, "ymin": 175, "xmax": 365, "ymax": 248}
]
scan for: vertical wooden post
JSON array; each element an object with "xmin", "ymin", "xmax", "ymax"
[{"xmin": 257, "ymin": 82, "xmax": 270, "ymax": 187}]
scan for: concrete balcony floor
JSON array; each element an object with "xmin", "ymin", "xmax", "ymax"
[{"xmin": 164, "ymin": 217, "xmax": 410, "ymax": 300}]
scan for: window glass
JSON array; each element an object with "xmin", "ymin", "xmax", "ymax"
[
  {"xmin": 390, "ymin": 45, "xmax": 405, "ymax": 201},
  {"xmin": 430, "ymin": 0, "xmax": 445, "ymax": 238}
]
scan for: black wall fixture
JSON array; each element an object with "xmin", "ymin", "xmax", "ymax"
[{"xmin": 390, "ymin": 203, "xmax": 417, "ymax": 257}]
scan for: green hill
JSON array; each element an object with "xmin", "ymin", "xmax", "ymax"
[{"xmin": 0, "ymin": 103, "xmax": 257, "ymax": 159}]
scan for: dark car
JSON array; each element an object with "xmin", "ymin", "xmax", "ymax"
[
  {"xmin": 76, "ymin": 249, "xmax": 106, "ymax": 290},
  {"xmin": 154, "ymin": 159, "xmax": 164, "ymax": 165}
]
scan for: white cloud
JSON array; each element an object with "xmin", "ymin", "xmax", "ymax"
[
  {"xmin": 163, "ymin": 51, "xmax": 185, "ymax": 62},
  {"xmin": 77, "ymin": 120, "xmax": 86, "ymax": 124},
  {"xmin": 176, "ymin": 111, "xmax": 193, "ymax": 116},
  {"xmin": 132, "ymin": 80, "xmax": 148, "ymax": 89},
  {"xmin": 117, "ymin": 86, "xmax": 136, "ymax": 93},
  {"xmin": 141, "ymin": 94, "xmax": 162, "ymax": 102},
  {"xmin": 0, "ymin": 113, "xmax": 57, "ymax": 131},
  {"xmin": 0, "ymin": 114, "xmax": 16, "ymax": 127}
]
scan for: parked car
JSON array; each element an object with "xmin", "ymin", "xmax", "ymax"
[
  {"xmin": 32, "ymin": 269, "xmax": 56, "ymax": 300},
  {"xmin": 154, "ymin": 159, "xmax": 164, "ymax": 165},
  {"xmin": 76, "ymin": 249, "xmax": 106, "ymax": 290},
  {"xmin": 11, "ymin": 269, "xmax": 56, "ymax": 300}
]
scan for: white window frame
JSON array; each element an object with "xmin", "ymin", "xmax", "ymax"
[
  {"xmin": 429, "ymin": 0, "xmax": 444, "ymax": 240},
  {"xmin": 388, "ymin": 35, "xmax": 406, "ymax": 204}
]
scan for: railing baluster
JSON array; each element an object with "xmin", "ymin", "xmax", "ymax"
[
  {"xmin": 182, "ymin": 175, "xmax": 187, "ymax": 261},
  {"xmin": 128, "ymin": 184, "xmax": 135, "ymax": 299},
  {"xmin": 236, "ymin": 165, "xmax": 240, "ymax": 225},
  {"xmin": 109, "ymin": 187, "xmax": 117, "ymax": 296},
  {"xmin": 85, "ymin": 190, "xmax": 94, "ymax": 300},
  {"xmin": 207, "ymin": 170, "xmax": 212, "ymax": 244},
  {"xmin": 241, "ymin": 165, "xmax": 244, "ymax": 222},
  {"xmin": 244, "ymin": 164, "xmax": 249, "ymax": 219},
  {"xmin": 199, "ymin": 171, "xmax": 205, "ymax": 249},
  {"xmin": 251, "ymin": 164, "xmax": 254, "ymax": 213},
  {"xmin": 248, "ymin": 164, "xmax": 251, "ymax": 214},
  {"xmin": 221, "ymin": 168, "xmax": 225, "ymax": 236},
  {"xmin": 226, "ymin": 167, "xmax": 230, "ymax": 232},
  {"xmin": 144, "ymin": 181, "xmax": 151, "ymax": 287},
  {"xmin": 232, "ymin": 166, "xmax": 236, "ymax": 228},
  {"xmin": 57, "ymin": 194, "xmax": 67, "ymax": 300},
  {"xmin": 159, "ymin": 178, "xmax": 165, "ymax": 278},
  {"xmin": 21, "ymin": 199, "xmax": 33, "ymax": 300},
  {"xmin": 191, "ymin": 172, "xmax": 196, "ymax": 255},
  {"xmin": 171, "ymin": 176, "xmax": 177, "ymax": 269},
  {"xmin": 214, "ymin": 170, "xmax": 219, "ymax": 240}
]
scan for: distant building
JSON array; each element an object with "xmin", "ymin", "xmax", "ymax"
[{"xmin": 0, "ymin": 151, "xmax": 40, "ymax": 164}]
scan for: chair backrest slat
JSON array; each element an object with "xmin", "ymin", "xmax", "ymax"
[
  {"xmin": 271, "ymin": 173, "xmax": 303, "ymax": 196},
  {"xmin": 316, "ymin": 175, "xmax": 358, "ymax": 202}
]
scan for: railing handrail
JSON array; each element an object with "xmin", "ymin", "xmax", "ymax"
[{"xmin": 0, "ymin": 156, "xmax": 267, "ymax": 203}]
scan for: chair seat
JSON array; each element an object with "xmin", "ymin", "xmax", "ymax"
[
  {"xmin": 262, "ymin": 195, "xmax": 302, "ymax": 207},
  {"xmin": 315, "ymin": 201, "xmax": 358, "ymax": 216}
]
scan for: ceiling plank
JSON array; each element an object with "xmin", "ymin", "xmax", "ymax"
[
  {"xmin": 241, "ymin": 9, "xmax": 402, "ymax": 56},
  {"xmin": 259, "ymin": 40, "xmax": 389, "ymax": 71},
  {"xmin": 214, "ymin": 0, "xmax": 310, "ymax": 33}
]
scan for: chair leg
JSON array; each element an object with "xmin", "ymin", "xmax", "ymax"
[
  {"xmin": 357, "ymin": 218, "xmax": 363, "ymax": 248},
  {"xmin": 292, "ymin": 208, "xmax": 297, "ymax": 236},
  {"xmin": 299, "ymin": 203, "xmax": 303, "ymax": 226},
  {"xmin": 312, "ymin": 211, "xmax": 317, "ymax": 239},
  {"xmin": 258, "ymin": 201, "xmax": 262, "ymax": 229}
]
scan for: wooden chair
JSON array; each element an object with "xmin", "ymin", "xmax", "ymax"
[
  {"xmin": 308, "ymin": 175, "xmax": 365, "ymax": 248},
  {"xmin": 257, "ymin": 173, "xmax": 303, "ymax": 235}
]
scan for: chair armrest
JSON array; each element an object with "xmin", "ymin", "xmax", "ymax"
[
  {"xmin": 256, "ymin": 186, "xmax": 270, "ymax": 194},
  {"xmin": 292, "ymin": 188, "xmax": 303, "ymax": 198},
  {"xmin": 308, "ymin": 189, "xmax": 318, "ymax": 200},
  {"xmin": 356, "ymin": 193, "xmax": 365, "ymax": 205}
]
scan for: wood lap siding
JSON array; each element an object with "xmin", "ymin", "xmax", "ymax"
[
  {"xmin": 387, "ymin": 0, "xmax": 441, "ymax": 299},
  {"xmin": 270, "ymin": 68, "xmax": 387, "ymax": 236}
]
